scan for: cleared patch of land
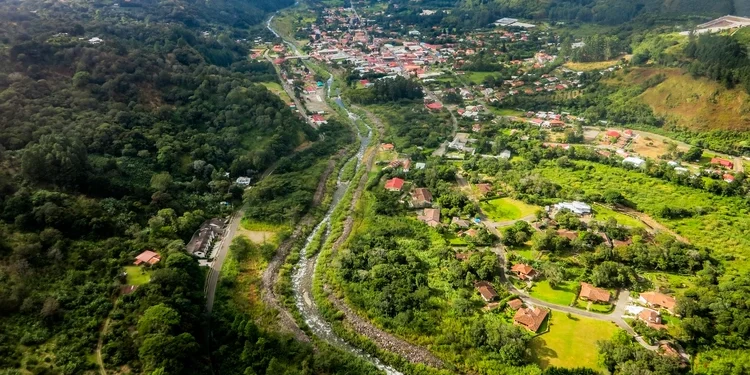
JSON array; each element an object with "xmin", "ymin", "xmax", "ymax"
[
  {"xmin": 480, "ymin": 198, "xmax": 538, "ymax": 221},
  {"xmin": 260, "ymin": 81, "xmax": 292, "ymax": 103},
  {"xmin": 530, "ymin": 312, "xmax": 620, "ymax": 371},
  {"xmin": 124, "ymin": 265, "xmax": 151, "ymax": 285},
  {"xmin": 564, "ymin": 59, "xmax": 621, "ymax": 72},
  {"xmin": 591, "ymin": 205, "xmax": 646, "ymax": 228},
  {"xmin": 629, "ymin": 132, "xmax": 689, "ymax": 160}
]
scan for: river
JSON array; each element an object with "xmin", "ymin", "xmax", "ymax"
[{"xmin": 267, "ymin": 11, "xmax": 401, "ymax": 375}]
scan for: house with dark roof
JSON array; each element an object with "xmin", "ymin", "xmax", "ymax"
[
  {"xmin": 513, "ymin": 306, "xmax": 549, "ymax": 332},
  {"xmin": 451, "ymin": 217, "xmax": 471, "ymax": 228},
  {"xmin": 579, "ymin": 282, "xmax": 611, "ymax": 303},
  {"xmin": 187, "ymin": 218, "xmax": 225, "ymax": 258}
]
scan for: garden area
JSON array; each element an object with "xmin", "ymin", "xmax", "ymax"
[
  {"xmin": 530, "ymin": 312, "xmax": 621, "ymax": 371},
  {"xmin": 480, "ymin": 198, "xmax": 539, "ymax": 222}
]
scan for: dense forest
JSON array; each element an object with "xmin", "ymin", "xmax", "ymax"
[{"xmin": 0, "ymin": 0, "xmax": 367, "ymax": 373}]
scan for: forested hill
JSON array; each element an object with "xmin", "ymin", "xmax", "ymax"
[
  {"xmin": 396, "ymin": 0, "xmax": 738, "ymax": 25},
  {"xmin": 0, "ymin": 0, "xmax": 324, "ymax": 372}
]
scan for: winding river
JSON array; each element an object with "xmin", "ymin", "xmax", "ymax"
[{"xmin": 267, "ymin": 12, "xmax": 401, "ymax": 375}]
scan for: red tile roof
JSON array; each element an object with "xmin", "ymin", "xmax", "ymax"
[
  {"xmin": 475, "ymin": 281, "xmax": 499, "ymax": 302},
  {"xmin": 579, "ymin": 282, "xmax": 610, "ymax": 303},
  {"xmin": 384, "ymin": 177, "xmax": 405, "ymax": 191},
  {"xmin": 507, "ymin": 298, "xmax": 523, "ymax": 310},
  {"xmin": 514, "ymin": 306, "xmax": 548, "ymax": 332},
  {"xmin": 510, "ymin": 263, "xmax": 536, "ymax": 279},
  {"xmin": 134, "ymin": 250, "xmax": 160, "ymax": 265},
  {"xmin": 640, "ymin": 292, "xmax": 676, "ymax": 311}
]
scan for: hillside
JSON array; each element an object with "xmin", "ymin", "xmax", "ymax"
[
  {"xmin": 457, "ymin": 0, "xmax": 736, "ymax": 24},
  {"xmin": 606, "ymin": 67, "xmax": 750, "ymax": 131}
]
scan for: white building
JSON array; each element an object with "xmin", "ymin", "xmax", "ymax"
[
  {"xmin": 623, "ymin": 157, "xmax": 646, "ymax": 168},
  {"xmin": 499, "ymin": 150, "xmax": 511, "ymax": 160},
  {"xmin": 235, "ymin": 177, "xmax": 252, "ymax": 186},
  {"xmin": 553, "ymin": 201, "xmax": 592, "ymax": 216}
]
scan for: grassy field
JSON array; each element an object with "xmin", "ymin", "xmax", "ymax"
[
  {"xmin": 124, "ymin": 266, "xmax": 151, "ymax": 285},
  {"xmin": 489, "ymin": 107, "xmax": 524, "ymax": 117},
  {"xmin": 260, "ymin": 81, "xmax": 292, "ymax": 103},
  {"xmin": 564, "ymin": 59, "xmax": 621, "ymax": 72},
  {"xmin": 530, "ymin": 312, "xmax": 620, "ymax": 371},
  {"xmin": 537, "ymin": 161, "xmax": 750, "ymax": 273},
  {"xmin": 464, "ymin": 71, "xmax": 499, "ymax": 85},
  {"xmin": 591, "ymin": 205, "xmax": 646, "ymax": 228},
  {"xmin": 480, "ymin": 198, "xmax": 538, "ymax": 221},
  {"xmin": 529, "ymin": 280, "xmax": 577, "ymax": 306}
]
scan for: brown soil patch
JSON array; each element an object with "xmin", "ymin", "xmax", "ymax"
[
  {"xmin": 630, "ymin": 133, "xmax": 688, "ymax": 159},
  {"xmin": 238, "ymin": 228, "xmax": 276, "ymax": 244}
]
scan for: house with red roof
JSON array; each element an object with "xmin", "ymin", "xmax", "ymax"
[
  {"xmin": 605, "ymin": 130, "xmax": 621, "ymax": 138},
  {"xmin": 134, "ymin": 250, "xmax": 161, "ymax": 266},
  {"xmin": 510, "ymin": 263, "xmax": 537, "ymax": 280},
  {"xmin": 384, "ymin": 177, "xmax": 405, "ymax": 192},
  {"xmin": 425, "ymin": 102, "xmax": 443, "ymax": 111},
  {"xmin": 514, "ymin": 306, "xmax": 549, "ymax": 332},
  {"xmin": 639, "ymin": 292, "xmax": 677, "ymax": 315},
  {"xmin": 475, "ymin": 281, "xmax": 499, "ymax": 302},
  {"xmin": 311, "ymin": 114, "xmax": 327, "ymax": 125},
  {"xmin": 381, "ymin": 143, "xmax": 395, "ymax": 151},
  {"xmin": 579, "ymin": 282, "xmax": 611, "ymax": 303},
  {"xmin": 711, "ymin": 158, "xmax": 734, "ymax": 169}
]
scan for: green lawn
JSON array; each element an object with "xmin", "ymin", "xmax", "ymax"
[
  {"xmin": 125, "ymin": 266, "xmax": 151, "ymax": 285},
  {"xmin": 591, "ymin": 205, "xmax": 646, "ymax": 228},
  {"xmin": 260, "ymin": 81, "xmax": 292, "ymax": 103},
  {"xmin": 480, "ymin": 198, "xmax": 539, "ymax": 221},
  {"xmin": 489, "ymin": 107, "xmax": 524, "ymax": 117},
  {"xmin": 529, "ymin": 280, "xmax": 577, "ymax": 306},
  {"xmin": 445, "ymin": 232, "xmax": 468, "ymax": 245},
  {"xmin": 464, "ymin": 71, "xmax": 499, "ymax": 85},
  {"xmin": 511, "ymin": 244, "xmax": 538, "ymax": 261},
  {"xmin": 530, "ymin": 312, "xmax": 621, "ymax": 371}
]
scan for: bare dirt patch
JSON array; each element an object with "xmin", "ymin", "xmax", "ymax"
[
  {"xmin": 238, "ymin": 228, "xmax": 276, "ymax": 244},
  {"xmin": 630, "ymin": 133, "xmax": 688, "ymax": 159}
]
